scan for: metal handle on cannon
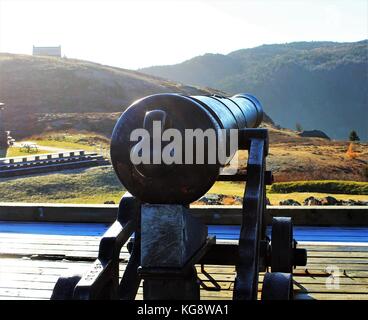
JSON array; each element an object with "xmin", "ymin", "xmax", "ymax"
[{"xmin": 132, "ymin": 109, "xmax": 168, "ymax": 178}]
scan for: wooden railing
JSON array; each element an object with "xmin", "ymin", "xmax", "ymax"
[
  {"xmin": 0, "ymin": 202, "xmax": 367, "ymax": 226},
  {"xmin": 0, "ymin": 151, "xmax": 110, "ymax": 177}
]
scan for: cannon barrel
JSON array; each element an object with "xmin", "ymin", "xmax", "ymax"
[{"xmin": 110, "ymin": 93, "xmax": 263, "ymax": 204}]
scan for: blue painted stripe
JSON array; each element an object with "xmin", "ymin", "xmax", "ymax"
[
  {"xmin": 0, "ymin": 222, "xmax": 367, "ymax": 243},
  {"xmin": 0, "ymin": 222, "xmax": 109, "ymax": 236},
  {"xmin": 207, "ymin": 226, "xmax": 368, "ymax": 242}
]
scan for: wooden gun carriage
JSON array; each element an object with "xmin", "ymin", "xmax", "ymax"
[{"xmin": 51, "ymin": 93, "xmax": 307, "ymax": 300}]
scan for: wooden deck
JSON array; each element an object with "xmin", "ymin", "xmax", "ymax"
[{"xmin": 0, "ymin": 222, "xmax": 367, "ymax": 300}]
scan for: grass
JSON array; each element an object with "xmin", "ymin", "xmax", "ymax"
[
  {"xmin": 2, "ymin": 132, "xmax": 110, "ymax": 158},
  {"xmin": 35, "ymin": 140, "xmax": 98, "ymax": 151},
  {"xmin": 0, "ymin": 166, "xmax": 125, "ymax": 204},
  {"xmin": 0, "ymin": 171, "xmax": 366, "ymax": 205},
  {"xmin": 5, "ymin": 147, "xmax": 50, "ymax": 157},
  {"xmin": 270, "ymin": 180, "xmax": 368, "ymax": 195},
  {"xmin": 208, "ymin": 181, "xmax": 367, "ymax": 205},
  {"xmin": 32, "ymin": 131, "xmax": 110, "ymax": 153},
  {"xmin": 208, "ymin": 182, "xmax": 245, "ymax": 197}
]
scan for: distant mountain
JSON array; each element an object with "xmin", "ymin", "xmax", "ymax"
[
  {"xmin": 0, "ymin": 53, "xmax": 221, "ymax": 137},
  {"xmin": 141, "ymin": 41, "xmax": 368, "ymax": 140}
]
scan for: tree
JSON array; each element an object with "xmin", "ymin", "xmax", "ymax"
[
  {"xmin": 349, "ymin": 130, "xmax": 360, "ymax": 142},
  {"xmin": 295, "ymin": 123, "xmax": 303, "ymax": 132}
]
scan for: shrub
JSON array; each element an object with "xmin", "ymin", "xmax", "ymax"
[
  {"xmin": 270, "ymin": 180, "xmax": 368, "ymax": 195},
  {"xmin": 349, "ymin": 130, "xmax": 360, "ymax": 141}
]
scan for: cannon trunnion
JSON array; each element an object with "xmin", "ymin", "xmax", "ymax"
[{"xmin": 51, "ymin": 93, "xmax": 307, "ymax": 300}]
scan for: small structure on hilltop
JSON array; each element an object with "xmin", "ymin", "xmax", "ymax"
[{"xmin": 32, "ymin": 45, "xmax": 61, "ymax": 57}]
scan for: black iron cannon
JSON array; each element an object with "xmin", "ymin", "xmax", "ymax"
[
  {"xmin": 110, "ymin": 93, "xmax": 263, "ymax": 204},
  {"xmin": 51, "ymin": 93, "xmax": 307, "ymax": 300}
]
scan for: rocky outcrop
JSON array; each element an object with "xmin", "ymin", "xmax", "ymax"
[
  {"xmin": 303, "ymin": 196, "xmax": 367, "ymax": 206},
  {"xmin": 320, "ymin": 196, "xmax": 339, "ymax": 205},
  {"xmin": 303, "ymin": 196, "xmax": 322, "ymax": 206},
  {"xmin": 279, "ymin": 199, "xmax": 301, "ymax": 206},
  {"xmin": 195, "ymin": 194, "xmax": 243, "ymax": 205},
  {"xmin": 194, "ymin": 194, "xmax": 368, "ymax": 206}
]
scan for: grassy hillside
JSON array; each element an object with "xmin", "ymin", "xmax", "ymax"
[
  {"xmin": 0, "ymin": 166, "xmax": 124, "ymax": 204},
  {"xmin": 141, "ymin": 40, "xmax": 368, "ymax": 140},
  {"xmin": 257, "ymin": 124, "xmax": 368, "ymax": 182},
  {"xmin": 0, "ymin": 53, "xmax": 222, "ymax": 138},
  {"xmin": 6, "ymin": 125, "xmax": 368, "ymax": 182},
  {"xmin": 0, "ymin": 51, "xmax": 367, "ymax": 184}
]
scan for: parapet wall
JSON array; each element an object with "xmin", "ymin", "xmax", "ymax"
[{"xmin": 0, "ymin": 203, "xmax": 367, "ymax": 226}]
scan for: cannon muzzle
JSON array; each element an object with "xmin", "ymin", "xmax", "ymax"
[{"xmin": 111, "ymin": 93, "xmax": 263, "ymax": 204}]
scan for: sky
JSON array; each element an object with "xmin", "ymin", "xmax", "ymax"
[{"xmin": 0, "ymin": 0, "xmax": 367, "ymax": 69}]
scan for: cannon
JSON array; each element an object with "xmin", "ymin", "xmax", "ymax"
[{"xmin": 51, "ymin": 93, "xmax": 307, "ymax": 300}]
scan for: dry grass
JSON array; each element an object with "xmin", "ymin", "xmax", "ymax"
[
  {"xmin": 0, "ymin": 167, "xmax": 366, "ymax": 205},
  {"xmin": 5, "ymin": 147, "xmax": 49, "ymax": 157},
  {"xmin": 0, "ymin": 166, "xmax": 125, "ymax": 204},
  {"xmin": 207, "ymin": 181, "xmax": 367, "ymax": 205},
  {"xmin": 235, "ymin": 124, "xmax": 368, "ymax": 182}
]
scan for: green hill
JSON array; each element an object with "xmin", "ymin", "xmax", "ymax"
[
  {"xmin": 0, "ymin": 53, "xmax": 221, "ymax": 138},
  {"xmin": 141, "ymin": 40, "xmax": 368, "ymax": 140}
]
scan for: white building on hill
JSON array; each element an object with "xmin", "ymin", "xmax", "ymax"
[{"xmin": 32, "ymin": 46, "xmax": 61, "ymax": 57}]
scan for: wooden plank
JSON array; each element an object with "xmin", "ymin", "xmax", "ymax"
[
  {"xmin": 0, "ymin": 296, "xmax": 46, "ymax": 300},
  {"xmin": 0, "ymin": 228, "xmax": 367, "ymax": 300},
  {"xmin": 3, "ymin": 241, "xmax": 368, "ymax": 259},
  {"xmin": 0, "ymin": 233, "xmax": 102, "ymax": 241},
  {"xmin": 1, "ymin": 235, "xmax": 367, "ymax": 255},
  {"xmin": 294, "ymin": 270, "xmax": 368, "ymax": 278},
  {"xmin": 306, "ymin": 257, "xmax": 368, "ymax": 264},
  {"xmin": 0, "ymin": 243, "xmax": 100, "ymax": 251},
  {"xmin": 0, "ymin": 288, "xmax": 361, "ymax": 301},
  {"xmin": 198, "ymin": 273, "xmax": 368, "ymax": 285},
  {"xmin": 0, "ymin": 273, "xmax": 60, "ymax": 283},
  {"xmin": 0, "ymin": 259, "xmax": 367, "ymax": 299},
  {"xmin": 297, "ymin": 264, "xmax": 368, "ymax": 271},
  {"xmin": 0, "ymin": 258, "xmax": 91, "ymax": 268},
  {"xmin": 0, "ymin": 288, "xmax": 54, "ymax": 299},
  {"xmin": 306, "ymin": 251, "xmax": 368, "ymax": 258},
  {"xmin": 5, "ymin": 242, "xmax": 368, "ymax": 264},
  {"xmin": 0, "ymin": 236, "xmax": 101, "ymax": 246},
  {"xmin": 0, "ymin": 280, "xmax": 57, "ymax": 290},
  {"xmin": 300, "ymin": 245, "xmax": 368, "ymax": 252},
  {"xmin": 295, "ymin": 293, "xmax": 368, "ymax": 300}
]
